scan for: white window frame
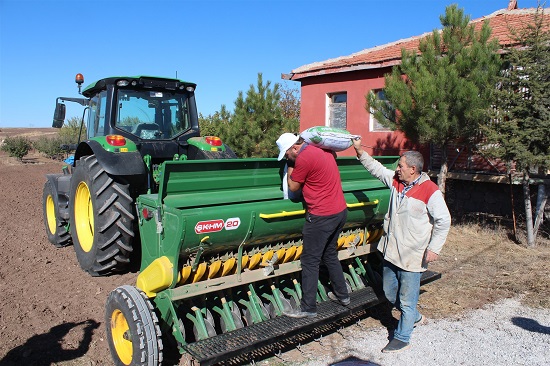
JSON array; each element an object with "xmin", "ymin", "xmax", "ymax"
[
  {"xmin": 326, "ymin": 92, "xmax": 347, "ymax": 129},
  {"xmin": 369, "ymin": 89, "xmax": 392, "ymax": 132}
]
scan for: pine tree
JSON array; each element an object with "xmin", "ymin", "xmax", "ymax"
[
  {"xmin": 483, "ymin": 4, "xmax": 550, "ymax": 246},
  {"xmin": 218, "ymin": 73, "xmax": 298, "ymax": 158},
  {"xmin": 367, "ymin": 4, "xmax": 502, "ymax": 195},
  {"xmin": 199, "ymin": 105, "xmax": 231, "ymax": 137}
]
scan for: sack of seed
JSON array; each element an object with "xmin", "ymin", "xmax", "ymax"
[{"xmin": 300, "ymin": 126, "xmax": 359, "ymax": 152}]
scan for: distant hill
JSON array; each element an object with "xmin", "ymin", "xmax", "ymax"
[{"xmin": 0, "ymin": 128, "xmax": 58, "ymax": 142}]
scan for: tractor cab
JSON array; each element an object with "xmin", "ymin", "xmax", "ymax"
[
  {"xmin": 86, "ymin": 77, "xmax": 201, "ymax": 160},
  {"xmin": 52, "ymin": 74, "xmax": 229, "ymax": 161},
  {"xmin": 92, "ymin": 86, "xmax": 194, "ymax": 141}
]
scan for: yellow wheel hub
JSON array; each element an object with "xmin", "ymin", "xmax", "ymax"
[
  {"xmin": 46, "ymin": 195, "xmax": 56, "ymax": 235},
  {"xmin": 110, "ymin": 309, "xmax": 132, "ymax": 365},
  {"xmin": 74, "ymin": 181, "xmax": 94, "ymax": 252}
]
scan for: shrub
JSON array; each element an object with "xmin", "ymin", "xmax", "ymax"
[
  {"xmin": 34, "ymin": 136, "xmax": 66, "ymax": 160},
  {"xmin": 35, "ymin": 117, "xmax": 88, "ymax": 161},
  {"xmin": 59, "ymin": 117, "xmax": 87, "ymax": 143},
  {"xmin": 1, "ymin": 136, "xmax": 32, "ymax": 161}
]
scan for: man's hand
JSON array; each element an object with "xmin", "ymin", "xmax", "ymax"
[
  {"xmin": 287, "ymin": 170, "xmax": 302, "ymax": 192},
  {"xmin": 352, "ymin": 137, "xmax": 364, "ymax": 158},
  {"xmin": 425, "ymin": 250, "xmax": 439, "ymax": 263}
]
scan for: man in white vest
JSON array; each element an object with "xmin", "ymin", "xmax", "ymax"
[{"xmin": 352, "ymin": 138, "xmax": 451, "ymax": 353}]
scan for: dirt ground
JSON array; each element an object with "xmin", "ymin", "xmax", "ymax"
[{"xmin": 0, "ymin": 128, "xmax": 548, "ymax": 366}]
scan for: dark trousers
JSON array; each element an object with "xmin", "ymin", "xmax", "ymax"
[{"xmin": 300, "ymin": 209, "xmax": 348, "ymax": 312}]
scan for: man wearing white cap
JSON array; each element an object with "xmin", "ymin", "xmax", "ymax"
[{"xmin": 276, "ymin": 133, "xmax": 350, "ymax": 318}]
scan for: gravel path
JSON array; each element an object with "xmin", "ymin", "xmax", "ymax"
[{"xmin": 298, "ymin": 297, "xmax": 550, "ymax": 366}]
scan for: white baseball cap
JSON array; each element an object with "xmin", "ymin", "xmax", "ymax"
[{"xmin": 276, "ymin": 133, "xmax": 299, "ymax": 161}]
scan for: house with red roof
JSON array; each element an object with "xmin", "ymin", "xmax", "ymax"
[{"xmin": 283, "ymin": 0, "xmax": 549, "ymax": 175}]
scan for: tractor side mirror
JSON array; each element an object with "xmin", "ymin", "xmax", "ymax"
[{"xmin": 53, "ymin": 103, "xmax": 66, "ymax": 128}]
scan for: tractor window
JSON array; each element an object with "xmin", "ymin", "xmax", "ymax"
[
  {"xmin": 87, "ymin": 91, "xmax": 107, "ymax": 138},
  {"xmin": 115, "ymin": 89, "xmax": 191, "ymax": 139}
]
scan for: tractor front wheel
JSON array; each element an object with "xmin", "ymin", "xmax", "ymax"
[
  {"xmin": 69, "ymin": 155, "xmax": 135, "ymax": 276},
  {"xmin": 42, "ymin": 181, "xmax": 71, "ymax": 247},
  {"xmin": 106, "ymin": 285, "xmax": 163, "ymax": 366}
]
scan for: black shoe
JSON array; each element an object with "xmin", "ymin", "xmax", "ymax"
[
  {"xmin": 381, "ymin": 339, "xmax": 411, "ymax": 353},
  {"xmin": 283, "ymin": 309, "xmax": 317, "ymax": 318},
  {"xmin": 327, "ymin": 291, "xmax": 350, "ymax": 306},
  {"xmin": 414, "ymin": 314, "xmax": 426, "ymax": 327}
]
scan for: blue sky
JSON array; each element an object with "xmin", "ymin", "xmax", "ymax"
[{"xmin": 0, "ymin": 0, "xmax": 543, "ymax": 127}]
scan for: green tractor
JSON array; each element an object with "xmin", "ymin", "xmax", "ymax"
[
  {"xmin": 42, "ymin": 74, "xmax": 236, "ymax": 276},
  {"xmin": 42, "ymin": 74, "xmax": 442, "ymax": 365}
]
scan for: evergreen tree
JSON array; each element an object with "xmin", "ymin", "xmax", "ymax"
[
  {"xmin": 218, "ymin": 73, "xmax": 296, "ymax": 158},
  {"xmin": 198, "ymin": 105, "xmax": 231, "ymax": 137},
  {"xmin": 367, "ymin": 4, "xmax": 501, "ymax": 195},
  {"xmin": 483, "ymin": 5, "xmax": 549, "ymax": 246}
]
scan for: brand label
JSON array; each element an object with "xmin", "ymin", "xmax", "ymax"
[
  {"xmin": 194, "ymin": 218, "xmax": 241, "ymax": 234},
  {"xmin": 195, "ymin": 219, "xmax": 224, "ymax": 234},
  {"xmin": 224, "ymin": 217, "xmax": 241, "ymax": 230}
]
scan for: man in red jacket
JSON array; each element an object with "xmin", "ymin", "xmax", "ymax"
[{"xmin": 276, "ymin": 133, "xmax": 350, "ymax": 318}]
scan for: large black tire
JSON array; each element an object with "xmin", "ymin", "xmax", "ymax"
[
  {"xmin": 69, "ymin": 155, "xmax": 135, "ymax": 276},
  {"xmin": 105, "ymin": 285, "xmax": 163, "ymax": 366},
  {"xmin": 42, "ymin": 181, "xmax": 72, "ymax": 248}
]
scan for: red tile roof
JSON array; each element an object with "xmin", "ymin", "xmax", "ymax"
[{"xmin": 287, "ymin": 6, "xmax": 550, "ymax": 80}]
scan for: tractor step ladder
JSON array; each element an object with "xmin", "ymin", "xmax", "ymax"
[{"xmin": 184, "ymin": 270, "xmax": 441, "ymax": 365}]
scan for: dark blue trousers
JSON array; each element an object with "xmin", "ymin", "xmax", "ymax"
[{"xmin": 299, "ymin": 209, "xmax": 348, "ymax": 313}]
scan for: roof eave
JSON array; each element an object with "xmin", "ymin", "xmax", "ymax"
[{"xmin": 286, "ymin": 59, "xmax": 403, "ymax": 81}]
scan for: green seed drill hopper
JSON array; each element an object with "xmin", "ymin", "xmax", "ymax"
[{"xmin": 105, "ymin": 155, "xmax": 440, "ymax": 365}]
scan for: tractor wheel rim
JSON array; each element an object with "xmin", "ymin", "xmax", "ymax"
[
  {"xmin": 111, "ymin": 309, "xmax": 133, "ymax": 365},
  {"xmin": 46, "ymin": 195, "xmax": 56, "ymax": 234},
  {"xmin": 75, "ymin": 182, "xmax": 94, "ymax": 252}
]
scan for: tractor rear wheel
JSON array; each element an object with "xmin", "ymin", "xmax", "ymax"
[
  {"xmin": 42, "ymin": 181, "xmax": 71, "ymax": 247},
  {"xmin": 106, "ymin": 285, "xmax": 163, "ymax": 366},
  {"xmin": 69, "ymin": 155, "xmax": 135, "ymax": 276}
]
